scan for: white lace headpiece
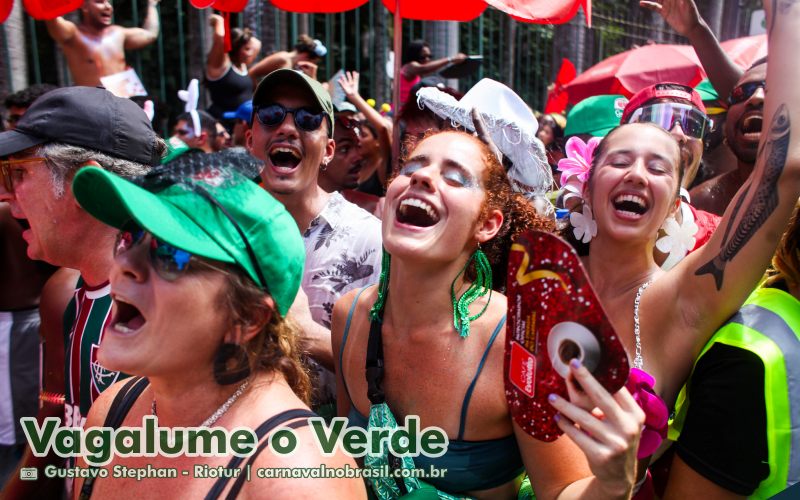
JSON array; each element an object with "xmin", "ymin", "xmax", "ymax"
[{"xmin": 416, "ymin": 79, "xmax": 554, "ymax": 205}]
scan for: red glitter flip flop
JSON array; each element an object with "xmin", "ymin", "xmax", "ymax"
[{"xmin": 505, "ymin": 230, "xmax": 629, "ymax": 441}]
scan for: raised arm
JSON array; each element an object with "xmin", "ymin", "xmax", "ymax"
[
  {"xmin": 339, "ymin": 71, "xmax": 393, "ymax": 154},
  {"xmin": 249, "ymin": 52, "xmax": 292, "ymax": 80},
  {"xmin": 44, "ymin": 17, "xmax": 77, "ymax": 44},
  {"xmin": 123, "ymin": 0, "xmax": 160, "ymax": 50},
  {"xmin": 672, "ymin": 0, "xmax": 800, "ymax": 347},
  {"xmin": 403, "ymin": 53, "xmax": 467, "ymax": 78},
  {"xmin": 205, "ymin": 13, "xmax": 230, "ymax": 80},
  {"xmin": 640, "ymin": 0, "xmax": 742, "ymax": 100}
]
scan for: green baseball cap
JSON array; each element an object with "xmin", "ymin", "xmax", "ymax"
[
  {"xmin": 72, "ymin": 165, "xmax": 305, "ymax": 316},
  {"xmin": 694, "ymin": 79, "xmax": 719, "ymax": 102},
  {"xmin": 565, "ymin": 95, "xmax": 629, "ymax": 137},
  {"xmin": 252, "ymin": 69, "xmax": 335, "ymax": 138}
]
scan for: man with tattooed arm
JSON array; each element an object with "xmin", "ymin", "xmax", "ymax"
[{"xmin": 637, "ymin": 0, "xmax": 800, "ymax": 496}]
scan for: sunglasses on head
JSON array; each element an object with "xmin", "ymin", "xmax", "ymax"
[
  {"xmin": 626, "ymin": 102, "xmax": 710, "ymax": 139},
  {"xmin": 728, "ymin": 81, "xmax": 766, "ymax": 106},
  {"xmin": 255, "ymin": 103, "xmax": 327, "ymax": 133},
  {"xmin": 114, "ymin": 225, "xmax": 229, "ymax": 281}
]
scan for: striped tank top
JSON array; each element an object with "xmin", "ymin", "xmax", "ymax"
[{"xmin": 62, "ymin": 278, "xmax": 126, "ymax": 427}]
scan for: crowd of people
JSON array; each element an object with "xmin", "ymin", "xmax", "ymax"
[{"xmin": 0, "ymin": 0, "xmax": 798, "ymax": 498}]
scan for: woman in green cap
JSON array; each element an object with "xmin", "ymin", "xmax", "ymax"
[
  {"xmin": 70, "ymin": 163, "xmax": 365, "ymax": 499},
  {"xmin": 333, "ymin": 129, "xmax": 648, "ymax": 499}
]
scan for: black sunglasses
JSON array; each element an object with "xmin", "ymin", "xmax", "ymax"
[
  {"xmin": 255, "ymin": 103, "xmax": 327, "ymax": 134},
  {"xmin": 728, "ymin": 81, "xmax": 766, "ymax": 106}
]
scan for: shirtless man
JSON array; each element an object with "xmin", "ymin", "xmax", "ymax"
[{"xmin": 45, "ymin": 0, "xmax": 160, "ymax": 87}]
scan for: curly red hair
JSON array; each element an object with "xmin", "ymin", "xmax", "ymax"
[{"xmin": 401, "ymin": 130, "xmax": 555, "ymax": 290}]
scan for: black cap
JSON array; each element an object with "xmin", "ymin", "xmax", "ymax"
[{"xmin": 0, "ymin": 86, "xmax": 160, "ymax": 165}]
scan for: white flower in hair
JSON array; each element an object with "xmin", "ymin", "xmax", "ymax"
[
  {"xmin": 570, "ymin": 204, "xmax": 597, "ymax": 244},
  {"xmin": 656, "ymin": 202, "xmax": 698, "ymax": 270}
]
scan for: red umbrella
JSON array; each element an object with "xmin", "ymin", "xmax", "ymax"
[
  {"xmin": 22, "ymin": 0, "xmax": 82, "ymax": 20},
  {"xmin": 564, "ymin": 43, "xmax": 706, "ymax": 105},
  {"xmin": 720, "ymin": 34, "xmax": 767, "ymax": 69},
  {"xmin": 0, "ymin": 0, "xmax": 11, "ymax": 24},
  {"xmin": 485, "ymin": 0, "xmax": 591, "ymax": 26}
]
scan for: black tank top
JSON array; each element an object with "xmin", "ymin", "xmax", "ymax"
[
  {"xmin": 206, "ymin": 65, "xmax": 253, "ymax": 119},
  {"xmin": 78, "ymin": 377, "xmax": 316, "ymax": 500}
]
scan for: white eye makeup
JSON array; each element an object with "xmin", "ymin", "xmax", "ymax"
[
  {"xmin": 399, "ymin": 161, "xmax": 422, "ymax": 177},
  {"xmin": 442, "ymin": 167, "xmax": 478, "ymax": 189},
  {"xmin": 399, "ymin": 160, "xmax": 480, "ymax": 189}
]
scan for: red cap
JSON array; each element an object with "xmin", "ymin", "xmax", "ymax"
[{"xmin": 620, "ymin": 83, "xmax": 707, "ymax": 124}]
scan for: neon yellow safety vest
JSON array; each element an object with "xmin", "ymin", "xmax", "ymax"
[{"xmin": 670, "ymin": 286, "xmax": 800, "ymax": 499}]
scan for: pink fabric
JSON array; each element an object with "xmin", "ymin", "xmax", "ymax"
[
  {"xmin": 399, "ymin": 69, "xmax": 421, "ymax": 108},
  {"xmin": 626, "ymin": 368, "xmax": 668, "ymax": 459}
]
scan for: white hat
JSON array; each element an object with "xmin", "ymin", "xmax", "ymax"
[{"xmin": 416, "ymin": 79, "xmax": 553, "ymax": 201}]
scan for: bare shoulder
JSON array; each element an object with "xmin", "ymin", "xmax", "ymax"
[
  {"xmin": 41, "ymin": 268, "xmax": 79, "ymax": 308},
  {"xmin": 243, "ymin": 424, "xmax": 366, "ymax": 499},
  {"xmin": 332, "ymin": 286, "xmax": 376, "ymax": 330},
  {"xmin": 331, "ymin": 286, "xmax": 375, "ymax": 359},
  {"xmin": 84, "ymin": 378, "xmax": 136, "ymax": 428}
]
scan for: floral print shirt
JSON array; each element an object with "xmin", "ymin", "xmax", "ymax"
[
  {"xmin": 301, "ymin": 192, "xmax": 382, "ymax": 417},
  {"xmin": 302, "ymin": 191, "xmax": 383, "ymax": 328}
]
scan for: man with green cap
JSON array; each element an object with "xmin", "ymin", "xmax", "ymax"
[{"xmin": 246, "ymin": 69, "xmax": 382, "ymax": 418}]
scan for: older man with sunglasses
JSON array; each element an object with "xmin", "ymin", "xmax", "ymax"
[
  {"xmin": 0, "ymin": 87, "xmax": 164, "ymax": 497},
  {"xmin": 246, "ymin": 69, "xmax": 381, "ymax": 419}
]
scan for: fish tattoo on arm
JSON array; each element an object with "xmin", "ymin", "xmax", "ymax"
[{"xmin": 695, "ymin": 104, "xmax": 791, "ymax": 290}]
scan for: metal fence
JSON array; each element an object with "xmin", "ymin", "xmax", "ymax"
[{"xmin": 0, "ymin": 0, "xmax": 757, "ymax": 135}]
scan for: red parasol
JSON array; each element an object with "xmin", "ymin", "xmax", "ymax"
[
  {"xmin": 720, "ymin": 34, "xmax": 767, "ymax": 70},
  {"xmin": 485, "ymin": 0, "xmax": 591, "ymax": 27},
  {"xmin": 381, "ymin": 0, "xmax": 486, "ymax": 20},
  {"xmin": 564, "ymin": 43, "xmax": 706, "ymax": 105},
  {"xmin": 270, "ymin": 0, "xmax": 369, "ymax": 14},
  {"xmin": 22, "ymin": 0, "xmax": 82, "ymax": 20},
  {"xmin": 0, "ymin": 0, "xmax": 12, "ymax": 24}
]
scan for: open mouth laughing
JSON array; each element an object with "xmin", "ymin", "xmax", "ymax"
[
  {"xmin": 396, "ymin": 197, "xmax": 441, "ymax": 228},
  {"xmin": 738, "ymin": 112, "xmax": 763, "ymax": 142},
  {"xmin": 612, "ymin": 193, "xmax": 649, "ymax": 220},
  {"xmin": 267, "ymin": 145, "xmax": 302, "ymax": 174}
]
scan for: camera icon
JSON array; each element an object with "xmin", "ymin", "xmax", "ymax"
[{"xmin": 19, "ymin": 467, "xmax": 37, "ymax": 480}]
